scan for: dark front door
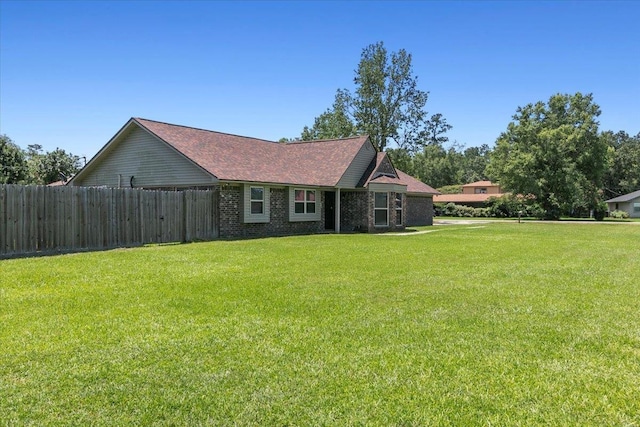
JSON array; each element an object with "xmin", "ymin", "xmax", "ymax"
[{"xmin": 325, "ymin": 191, "xmax": 335, "ymax": 230}]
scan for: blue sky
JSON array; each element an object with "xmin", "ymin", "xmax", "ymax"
[{"xmin": 1, "ymin": 1, "xmax": 638, "ymax": 160}]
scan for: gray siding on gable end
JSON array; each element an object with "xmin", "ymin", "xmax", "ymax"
[
  {"xmin": 336, "ymin": 142, "xmax": 377, "ymax": 189},
  {"xmin": 74, "ymin": 126, "xmax": 216, "ymax": 188}
]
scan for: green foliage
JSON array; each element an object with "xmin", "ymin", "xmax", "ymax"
[
  {"xmin": 486, "ymin": 194, "xmax": 543, "ymax": 218},
  {"xmin": 300, "ymin": 90, "xmax": 356, "ymax": 141},
  {"xmin": 488, "ymin": 93, "xmax": 608, "ymax": 219},
  {"xmin": 0, "ymin": 134, "xmax": 28, "ymax": 184},
  {"xmin": 436, "ymin": 194, "xmax": 543, "ymax": 218},
  {"xmin": 2, "ymin": 225, "xmax": 640, "ymax": 425},
  {"xmin": 412, "ymin": 144, "xmax": 463, "ymax": 188},
  {"xmin": 610, "ymin": 210, "xmax": 630, "ymax": 219},
  {"xmin": 25, "ymin": 144, "xmax": 81, "ymax": 184},
  {"xmin": 302, "ymin": 42, "xmax": 451, "ymax": 153},
  {"xmin": 593, "ymin": 201, "xmax": 608, "ymax": 221},
  {"xmin": 0, "ymin": 137, "xmax": 82, "ymax": 185},
  {"xmin": 436, "ymin": 184, "xmax": 463, "ymax": 194},
  {"xmin": 435, "ymin": 202, "xmax": 491, "ymax": 217},
  {"xmin": 350, "ymin": 42, "xmax": 430, "ymax": 151},
  {"xmin": 601, "ymin": 131, "xmax": 640, "ymax": 199},
  {"xmin": 388, "ymin": 142, "xmax": 492, "ymax": 189},
  {"xmin": 385, "ymin": 147, "xmax": 413, "ymax": 174},
  {"xmin": 461, "ymin": 144, "xmax": 492, "ymax": 183}
]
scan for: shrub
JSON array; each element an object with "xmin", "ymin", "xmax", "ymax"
[
  {"xmin": 593, "ymin": 201, "xmax": 608, "ymax": 221},
  {"xmin": 610, "ymin": 210, "xmax": 630, "ymax": 219}
]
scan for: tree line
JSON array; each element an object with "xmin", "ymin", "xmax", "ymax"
[{"xmin": 0, "ymin": 136, "xmax": 81, "ymax": 185}]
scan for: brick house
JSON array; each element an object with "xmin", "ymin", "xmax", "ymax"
[
  {"xmin": 433, "ymin": 180, "xmax": 506, "ymax": 207},
  {"xmin": 69, "ymin": 118, "xmax": 438, "ymax": 238}
]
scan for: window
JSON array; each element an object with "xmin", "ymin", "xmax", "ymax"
[
  {"xmin": 634, "ymin": 203, "xmax": 640, "ymax": 213},
  {"xmin": 294, "ymin": 189, "xmax": 316, "ymax": 214},
  {"xmin": 250, "ymin": 186, "xmax": 264, "ymax": 214},
  {"xmin": 475, "ymin": 188, "xmax": 487, "ymax": 194},
  {"xmin": 243, "ymin": 184, "xmax": 270, "ymax": 223},
  {"xmin": 395, "ymin": 193, "xmax": 403, "ymax": 225},
  {"xmin": 374, "ymin": 192, "xmax": 388, "ymax": 226}
]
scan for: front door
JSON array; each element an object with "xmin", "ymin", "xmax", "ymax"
[{"xmin": 324, "ymin": 191, "xmax": 335, "ymax": 230}]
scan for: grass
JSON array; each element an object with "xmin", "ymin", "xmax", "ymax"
[{"xmin": 1, "ymin": 222, "xmax": 640, "ymax": 426}]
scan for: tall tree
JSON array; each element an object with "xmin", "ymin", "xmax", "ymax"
[
  {"xmin": 300, "ymin": 90, "xmax": 356, "ymax": 141},
  {"xmin": 487, "ymin": 93, "xmax": 608, "ymax": 219},
  {"xmin": 302, "ymin": 42, "xmax": 449, "ymax": 152},
  {"xmin": 425, "ymin": 113, "xmax": 453, "ymax": 147},
  {"xmin": 602, "ymin": 130, "xmax": 640, "ymax": 199},
  {"xmin": 349, "ymin": 42, "xmax": 431, "ymax": 151},
  {"xmin": 0, "ymin": 134, "xmax": 28, "ymax": 184}
]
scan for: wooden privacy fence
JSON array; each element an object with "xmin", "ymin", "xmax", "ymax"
[{"xmin": 0, "ymin": 185, "xmax": 218, "ymax": 257}]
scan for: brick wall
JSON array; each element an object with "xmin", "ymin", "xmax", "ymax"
[
  {"xmin": 219, "ymin": 185, "xmax": 325, "ymax": 238},
  {"xmin": 218, "ymin": 186, "xmax": 432, "ymax": 237},
  {"xmin": 406, "ymin": 196, "xmax": 434, "ymax": 226},
  {"xmin": 340, "ymin": 191, "xmax": 368, "ymax": 232}
]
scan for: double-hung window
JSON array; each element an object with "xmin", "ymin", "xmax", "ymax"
[
  {"xmin": 243, "ymin": 185, "xmax": 269, "ymax": 223},
  {"xmin": 634, "ymin": 203, "xmax": 640, "ymax": 213},
  {"xmin": 250, "ymin": 186, "xmax": 264, "ymax": 214},
  {"xmin": 395, "ymin": 193, "xmax": 403, "ymax": 225},
  {"xmin": 374, "ymin": 192, "xmax": 389, "ymax": 226},
  {"xmin": 294, "ymin": 189, "xmax": 316, "ymax": 214}
]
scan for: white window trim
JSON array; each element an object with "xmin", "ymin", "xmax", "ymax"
[
  {"xmin": 243, "ymin": 185, "xmax": 270, "ymax": 223},
  {"xmin": 395, "ymin": 193, "xmax": 403, "ymax": 226},
  {"xmin": 250, "ymin": 186, "xmax": 265, "ymax": 215},
  {"xmin": 374, "ymin": 192, "xmax": 389, "ymax": 227},
  {"xmin": 289, "ymin": 187, "xmax": 321, "ymax": 222}
]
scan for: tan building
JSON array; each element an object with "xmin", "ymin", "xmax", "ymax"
[{"xmin": 433, "ymin": 180, "xmax": 505, "ymax": 207}]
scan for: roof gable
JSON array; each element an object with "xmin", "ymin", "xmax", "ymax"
[
  {"xmin": 70, "ymin": 120, "xmax": 216, "ymax": 187},
  {"xmin": 362, "ymin": 152, "xmax": 438, "ymax": 195}
]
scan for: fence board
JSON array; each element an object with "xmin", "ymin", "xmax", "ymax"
[{"xmin": 0, "ymin": 185, "xmax": 218, "ymax": 257}]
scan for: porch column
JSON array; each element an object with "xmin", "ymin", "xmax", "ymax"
[{"xmin": 335, "ymin": 188, "xmax": 341, "ymax": 233}]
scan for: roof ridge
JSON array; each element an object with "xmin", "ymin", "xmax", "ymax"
[
  {"xmin": 134, "ymin": 117, "xmax": 278, "ymax": 144},
  {"xmin": 286, "ymin": 135, "xmax": 369, "ymax": 145}
]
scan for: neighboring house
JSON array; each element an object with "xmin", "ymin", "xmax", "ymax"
[
  {"xmin": 69, "ymin": 118, "xmax": 438, "ymax": 238},
  {"xmin": 433, "ymin": 180, "xmax": 506, "ymax": 207},
  {"xmin": 605, "ymin": 190, "xmax": 640, "ymax": 218}
]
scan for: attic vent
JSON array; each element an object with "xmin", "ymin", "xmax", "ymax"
[{"xmin": 375, "ymin": 172, "xmax": 397, "ymax": 179}]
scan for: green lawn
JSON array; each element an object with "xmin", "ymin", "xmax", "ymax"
[{"xmin": 2, "ymin": 223, "xmax": 639, "ymax": 426}]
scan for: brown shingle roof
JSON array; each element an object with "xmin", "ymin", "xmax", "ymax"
[
  {"xmin": 396, "ymin": 170, "xmax": 439, "ymax": 195},
  {"xmin": 135, "ymin": 118, "xmax": 369, "ymax": 187}
]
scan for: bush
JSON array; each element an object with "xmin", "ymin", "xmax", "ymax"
[
  {"xmin": 593, "ymin": 201, "xmax": 608, "ymax": 221},
  {"xmin": 486, "ymin": 194, "xmax": 543, "ymax": 218},
  {"xmin": 610, "ymin": 210, "xmax": 630, "ymax": 219}
]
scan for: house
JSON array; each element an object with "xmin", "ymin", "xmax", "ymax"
[
  {"xmin": 433, "ymin": 180, "xmax": 506, "ymax": 207},
  {"xmin": 605, "ymin": 190, "xmax": 640, "ymax": 218},
  {"xmin": 69, "ymin": 118, "xmax": 438, "ymax": 238}
]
